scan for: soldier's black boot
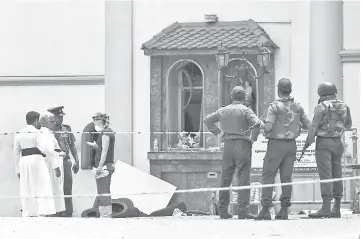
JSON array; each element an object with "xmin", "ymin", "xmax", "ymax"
[
  {"xmin": 309, "ymin": 199, "xmax": 332, "ymax": 218},
  {"xmin": 238, "ymin": 207, "xmax": 254, "ymax": 219},
  {"xmin": 331, "ymin": 198, "xmax": 341, "ymax": 218},
  {"xmin": 275, "ymin": 207, "xmax": 289, "ymax": 220},
  {"xmin": 254, "ymin": 207, "xmax": 271, "ymax": 220},
  {"xmin": 219, "ymin": 208, "xmax": 233, "ymax": 219}
]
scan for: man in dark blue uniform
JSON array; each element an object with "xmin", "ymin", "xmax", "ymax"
[
  {"xmin": 47, "ymin": 106, "xmax": 79, "ymax": 217},
  {"xmin": 81, "ymin": 116, "xmax": 101, "ymax": 170}
]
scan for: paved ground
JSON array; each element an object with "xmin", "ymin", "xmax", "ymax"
[{"xmin": 0, "ymin": 215, "xmax": 359, "ymax": 239}]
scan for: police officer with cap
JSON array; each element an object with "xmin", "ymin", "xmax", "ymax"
[
  {"xmin": 47, "ymin": 106, "xmax": 79, "ymax": 217},
  {"xmin": 305, "ymin": 82, "xmax": 352, "ymax": 218},
  {"xmin": 204, "ymin": 86, "xmax": 262, "ymax": 219},
  {"xmin": 255, "ymin": 78, "xmax": 311, "ymax": 220}
]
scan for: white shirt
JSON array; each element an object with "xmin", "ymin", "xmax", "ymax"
[
  {"xmin": 14, "ymin": 125, "xmax": 61, "ymax": 174},
  {"xmin": 39, "ymin": 127, "xmax": 60, "ymax": 170},
  {"xmin": 14, "ymin": 125, "xmax": 41, "ymax": 174}
]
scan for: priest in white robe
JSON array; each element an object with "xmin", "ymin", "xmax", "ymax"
[
  {"xmin": 14, "ymin": 111, "xmax": 57, "ymax": 217},
  {"xmin": 39, "ymin": 113, "xmax": 66, "ymax": 215}
]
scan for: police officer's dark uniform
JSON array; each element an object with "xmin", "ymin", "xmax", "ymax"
[
  {"xmin": 81, "ymin": 115, "xmax": 101, "ymax": 170},
  {"xmin": 204, "ymin": 86, "xmax": 262, "ymax": 219},
  {"xmin": 47, "ymin": 106, "xmax": 79, "ymax": 217},
  {"xmin": 255, "ymin": 78, "xmax": 311, "ymax": 220},
  {"xmin": 305, "ymin": 82, "xmax": 352, "ymax": 218}
]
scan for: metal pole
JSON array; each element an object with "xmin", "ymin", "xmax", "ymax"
[
  {"xmin": 217, "ymin": 69, "xmax": 222, "ymax": 147},
  {"xmin": 351, "ymin": 130, "xmax": 359, "ymax": 213},
  {"xmin": 256, "ymin": 77, "xmax": 259, "ymax": 116},
  {"xmin": 312, "ymin": 174, "xmax": 316, "ymax": 202},
  {"xmin": 342, "ymin": 155, "xmax": 347, "ymax": 202}
]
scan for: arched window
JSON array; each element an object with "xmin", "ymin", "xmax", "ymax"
[
  {"xmin": 167, "ymin": 60, "xmax": 204, "ymax": 150},
  {"xmin": 221, "ymin": 58, "xmax": 259, "ymax": 115}
]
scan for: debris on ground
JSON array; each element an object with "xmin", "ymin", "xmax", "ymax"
[{"xmin": 0, "ymin": 215, "xmax": 359, "ymax": 239}]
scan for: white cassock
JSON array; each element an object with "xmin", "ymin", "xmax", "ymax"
[
  {"xmin": 14, "ymin": 125, "xmax": 56, "ymax": 217},
  {"xmin": 40, "ymin": 127, "xmax": 66, "ymax": 213}
]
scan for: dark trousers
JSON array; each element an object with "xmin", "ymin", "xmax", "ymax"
[
  {"xmin": 261, "ymin": 139, "xmax": 296, "ymax": 208},
  {"xmin": 315, "ymin": 137, "xmax": 344, "ymax": 201},
  {"xmin": 93, "ymin": 164, "xmax": 114, "ymax": 207},
  {"xmin": 63, "ymin": 158, "xmax": 73, "ymax": 215},
  {"xmin": 218, "ymin": 139, "xmax": 252, "ymax": 212}
]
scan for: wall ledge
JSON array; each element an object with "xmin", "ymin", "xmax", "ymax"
[
  {"xmin": 0, "ymin": 75, "xmax": 105, "ymax": 86},
  {"xmin": 148, "ymin": 151, "xmax": 222, "ymax": 160},
  {"xmin": 340, "ymin": 49, "xmax": 360, "ymax": 63}
]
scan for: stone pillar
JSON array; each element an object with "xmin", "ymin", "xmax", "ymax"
[
  {"xmin": 105, "ymin": 1, "xmax": 133, "ymax": 165},
  {"xmin": 309, "ymin": 1, "xmax": 343, "ymax": 116}
]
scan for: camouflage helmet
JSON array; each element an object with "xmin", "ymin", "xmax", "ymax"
[
  {"xmin": 277, "ymin": 78, "xmax": 292, "ymax": 93},
  {"xmin": 231, "ymin": 86, "xmax": 246, "ymax": 101},
  {"xmin": 317, "ymin": 82, "xmax": 338, "ymax": 97}
]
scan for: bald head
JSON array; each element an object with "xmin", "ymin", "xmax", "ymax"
[
  {"xmin": 231, "ymin": 86, "xmax": 246, "ymax": 101},
  {"xmin": 39, "ymin": 113, "xmax": 56, "ymax": 129}
]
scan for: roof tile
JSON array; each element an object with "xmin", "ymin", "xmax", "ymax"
[{"xmin": 142, "ymin": 19, "xmax": 278, "ymax": 50}]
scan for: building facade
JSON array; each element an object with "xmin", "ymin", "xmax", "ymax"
[{"xmin": 0, "ymin": 1, "xmax": 359, "ymax": 216}]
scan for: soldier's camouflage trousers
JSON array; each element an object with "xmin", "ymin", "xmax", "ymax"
[
  {"xmin": 261, "ymin": 139, "xmax": 297, "ymax": 208},
  {"xmin": 315, "ymin": 137, "xmax": 344, "ymax": 201}
]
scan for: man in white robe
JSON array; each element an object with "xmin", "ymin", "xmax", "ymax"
[
  {"xmin": 39, "ymin": 113, "xmax": 66, "ymax": 215},
  {"xmin": 14, "ymin": 111, "xmax": 57, "ymax": 217}
]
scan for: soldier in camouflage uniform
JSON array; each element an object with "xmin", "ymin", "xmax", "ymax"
[
  {"xmin": 47, "ymin": 106, "xmax": 80, "ymax": 217},
  {"xmin": 204, "ymin": 86, "xmax": 262, "ymax": 220},
  {"xmin": 305, "ymin": 82, "xmax": 352, "ymax": 218},
  {"xmin": 255, "ymin": 78, "xmax": 311, "ymax": 220}
]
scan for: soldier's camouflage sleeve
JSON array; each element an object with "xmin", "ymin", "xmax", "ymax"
[
  {"xmin": 306, "ymin": 104, "xmax": 325, "ymax": 144},
  {"xmin": 203, "ymin": 110, "xmax": 222, "ymax": 135},
  {"xmin": 300, "ymin": 105, "xmax": 311, "ymax": 130},
  {"xmin": 345, "ymin": 105, "xmax": 352, "ymax": 129},
  {"xmin": 263, "ymin": 103, "xmax": 276, "ymax": 132},
  {"xmin": 245, "ymin": 108, "xmax": 261, "ymax": 142}
]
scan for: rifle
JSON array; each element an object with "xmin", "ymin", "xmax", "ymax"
[
  {"xmin": 241, "ymin": 112, "xmax": 267, "ymax": 135},
  {"xmin": 298, "ymin": 142, "xmax": 310, "ymax": 162}
]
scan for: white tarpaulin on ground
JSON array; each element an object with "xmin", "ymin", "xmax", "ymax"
[{"xmin": 110, "ymin": 160, "xmax": 177, "ymax": 215}]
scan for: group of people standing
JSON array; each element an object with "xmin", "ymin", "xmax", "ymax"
[
  {"xmin": 13, "ymin": 78, "xmax": 352, "ymax": 220},
  {"xmin": 204, "ymin": 78, "xmax": 352, "ymax": 220},
  {"xmin": 14, "ymin": 107, "xmax": 115, "ymax": 218}
]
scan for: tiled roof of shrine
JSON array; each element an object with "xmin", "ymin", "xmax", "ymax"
[{"xmin": 141, "ymin": 19, "xmax": 278, "ymax": 51}]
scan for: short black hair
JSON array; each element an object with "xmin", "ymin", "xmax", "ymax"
[{"xmin": 26, "ymin": 111, "xmax": 40, "ymax": 125}]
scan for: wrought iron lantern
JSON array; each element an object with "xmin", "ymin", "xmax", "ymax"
[
  {"xmin": 215, "ymin": 43, "xmax": 230, "ymax": 69},
  {"xmin": 215, "ymin": 42, "xmax": 271, "ymax": 79},
  {"xmin": 215, "ymin": 42, "xmax": 272, "ymax": 117},
  {"xmin": 256, "ymin": 46, "xmax": 271, "ymax": 68}
]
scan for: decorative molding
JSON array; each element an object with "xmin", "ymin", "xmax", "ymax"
[
  {"xmin": 340, "ymin": 49, "xmax": 360, "ymax": 63},
  {"xmin": 144, "ymin": 47, "xmax": 262, "ymax": 56},
  {"xmin": 0, "ymin": 75, "xmax": 105, "ymax": 86}
]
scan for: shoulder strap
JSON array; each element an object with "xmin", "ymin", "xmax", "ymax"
[{"xmin": 271, "ymin": 101, "xmax": 281, "ymax": 114}]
